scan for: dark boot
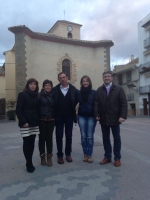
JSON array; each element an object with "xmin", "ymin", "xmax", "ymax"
[
  {"xmin": 26, "ymin": 162, "xmax": 35, "ymax": 173},
  {"xmin": 47, "ymin": 154, "xmax": 53, "ymax": 167},
  {"xmin": 40, "ymin": 153, "xmax": 46, "ymax": 166}
]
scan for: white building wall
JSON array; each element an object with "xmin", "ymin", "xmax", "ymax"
[
  {"xmin": 138, "ymin": 13, "xmax": 150, "ymax": 115},
  {"xmin": 4, "ymin": 50, "xmax": 16, "ymax": 112},
  {"xmin": 25, "ymin": 35, "xmax": 106, "ymax": 90},
  {"xmin": 138, "ymin": 13, "xmax": 150, "ymax": 65},
  {"xmin": 0, "ymin": 76, "xmax": 5, "ymax": 99}
]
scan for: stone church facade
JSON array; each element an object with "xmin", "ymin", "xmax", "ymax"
[{"xmin": 6, "ymin": 20, "xmax": 113, "ymax": 101}]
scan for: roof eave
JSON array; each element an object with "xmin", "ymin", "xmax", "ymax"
[
  {"xmin": 8, "ymin": 26, "xmax": 114, "ymax": 48},
  {"xmin": 48, "ymin": 20, "xmax": 83, "ymax": 33},
  {"xmin": 114, "ymin": 65, "xmax": 138, "ymax": 74}
]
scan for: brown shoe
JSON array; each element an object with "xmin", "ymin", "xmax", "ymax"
[
  {"xmin": 83, "ymin": 155, "xmax": 88, "ymax": 162},
  {"xmin": 99, "ymin": 158, "xmax": 111, "ymax": 165},
  {"xmin": 66, "ymin": 156, "xmax": 73, "ymax": 162},
  {"xmin": 114, "ymin": 160, "xmax": 121, "ymax": 167},
  {"xmin": 87, "ymin": 156, "xmax": 93, "ymax": 163},
  {"xmin": 47, "ymin": 154, "xmax": 53, "ymax": 167},
  {"xmin": 40, "ymin": 153, "xmax": 46, "ymax": 166},
  {"xmin": 58, "ymin": 157, "xmax": 64, "ymax": 164}
]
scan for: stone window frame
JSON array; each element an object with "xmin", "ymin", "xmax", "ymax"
[{"xmin": 57, "ymin": 54, "xmax": 77, "ymax": 84}]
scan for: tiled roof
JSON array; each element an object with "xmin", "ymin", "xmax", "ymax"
[
  {"xmin": 56, "ymin": 20, "xmax": 82, "ymax": 26},
  {"xmin": 8, "ymin": 25, "xmax": 114, "ymax": 48}
]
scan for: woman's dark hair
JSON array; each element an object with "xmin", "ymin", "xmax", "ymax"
[
  {"xmin": 80, "ymin": 75, "xmax": 92, "ymax": 86},
  {"xmin": 23, "ymin": 78, "xmax": 39, "ymax": 93},
  {"xmin": 42, "ymin": 79, "xmax": 53, "ymax": 88}
]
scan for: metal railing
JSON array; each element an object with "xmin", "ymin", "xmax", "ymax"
[
  {"xmin": 139, "ymin": 61, "xmax": 150, "ymax": 73},
  {"xmin": 144, "ymin": 37, "xmax": 150, "ymax": 48},
  {"xmin": 139, "ymin": 85, "xmax": 150, "ymax": 94},
  {"xmin": 127, "ymin": 93, "xmax": 134, "ymax": 101}
]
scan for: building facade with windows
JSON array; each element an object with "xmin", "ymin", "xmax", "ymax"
[
  {"xmin": 138, "ymin": 14, "xmax": 150, "ymax": 115},
  {"xmin": 5, "ymin": 20, "xmax": 113, "ymax": 101},
  {"xmin": 113, "ymin": 57, "xmax": 139, "ymax": 116}
]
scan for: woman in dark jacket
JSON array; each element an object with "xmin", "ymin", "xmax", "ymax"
[
  {"xmin": 16, "ymin": 78, "xmax": 39, "ymax": 173},
  {"xmin": 77, "ymin": 75, "xmax": 96, "ymax": 163},
  {"xmin": 39, "ymin": 80, "xmax": 55, "ymax": 167}
]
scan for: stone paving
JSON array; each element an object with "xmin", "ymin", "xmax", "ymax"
[{"xmin": 0, "ymin": 117, "xmax": 150, "ymax": 200}]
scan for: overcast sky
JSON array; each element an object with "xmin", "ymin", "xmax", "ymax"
[{"xmin": 0, "ymin": 0, "xmax": 150, "ymax": 68}]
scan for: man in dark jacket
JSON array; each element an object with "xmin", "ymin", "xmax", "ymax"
[
  {"xmin": 52, "ymin": 72, "xmax": 77, "ymax": 164},
  {"xmin": 94, "ymin": 71, "xmax": 127, "ymax": 167}
]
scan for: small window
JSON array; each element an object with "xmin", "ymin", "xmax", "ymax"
[
  {"xmin": 118, "ymin": 74, "xmax": 122, "ymax": 85},
  {"xmin": 126, "ymin": 71, "xmax": 131, "ymax": 82},
  {"xmin": 68, "ymin": 32, "xmax": 72, "ymax": 38},
  {"xmin": 62, "ymin": 59, "xmax": 70, "ymax": 80}
]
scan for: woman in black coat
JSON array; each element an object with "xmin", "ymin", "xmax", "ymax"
[
  {"xmin": 39, "ymin": 80, "xmax": 55, "ymax": 167},
  {"xmin": 16, "ymin": 78, "xmax": 39, "ymax": 173}
]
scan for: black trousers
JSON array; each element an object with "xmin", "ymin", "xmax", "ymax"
[
  {"xmin": 101, "ymin": 125, "xmax": 121, "ymax": 160},
  {"xmin": 23, "ymin": 135, "xmax": 36, "ymax": 167},
  {"xmin": 55, "ymin": 117, "xmax": 73, "ymax": 158},
  {"xmin": 39, "ymin": 120, "xmax": 55, "ymax": 156}
]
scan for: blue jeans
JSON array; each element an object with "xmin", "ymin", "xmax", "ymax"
[
  {"xmin": 78, "ymin": 116, "xmax": 96, "ymax": 157},
  {"xmin": 101, "ymin": 125, "xmax": 121, "ymax": 160},
  {"xmin": 55, "ymin": 117, "xmax": 73, "ymax": 158}
]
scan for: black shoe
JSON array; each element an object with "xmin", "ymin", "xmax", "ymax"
[{"xmin": 26, "ymin": 164, "xmax": 35, "ymax": 173}]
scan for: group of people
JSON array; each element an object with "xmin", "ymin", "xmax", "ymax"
[{"xmin": 16, "ymin": 71, "xmax": 127, "ymax": 173}]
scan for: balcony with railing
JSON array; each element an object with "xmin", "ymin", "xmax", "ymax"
[
  {"xmin": 139, "ymin": 85, "xmax": 150, "ymax": 94},
  {"xmin": 144, "ymin": 37, "xmax": 150, "ymax": 48},
  {"xmin": 127, "ymin": 93, "xmax": 134, "ymax": 101},
  {"xmin": 139, "ymin": 61, "xmax": 150, "ymax": 73}
]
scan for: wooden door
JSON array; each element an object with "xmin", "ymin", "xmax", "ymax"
[{"xmin": 143, "ymin": 98, "xmax": 148, "ymax": 115}]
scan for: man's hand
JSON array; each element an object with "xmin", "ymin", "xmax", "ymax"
[
  {"xmin": 23, "ymin": 123, "xmax": 29, "ymax": 128},
  {"xmin": 118, "ymin": 118, "xmax": 125, "ymax": 123},
  {"xmin": 96, "ymin": 117, "xmax": 100, "ymax": 121}
]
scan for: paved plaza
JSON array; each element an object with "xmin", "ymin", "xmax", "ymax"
[{"xmin": 0, "ymin": 117, "xmax": 150, "ymax": 200}]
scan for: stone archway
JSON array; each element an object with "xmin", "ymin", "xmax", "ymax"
[{"xmin": 57, "ymin": 54, "xmax": 77, "ymax": 84}]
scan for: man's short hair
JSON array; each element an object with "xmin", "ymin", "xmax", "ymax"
[
  {"xmin": 102, "ymin": 71, "xmax": 113, "ymax": 76},
  {"xmin": 58, "ymin": 72, "xmax": 67, "ymax": 79}
]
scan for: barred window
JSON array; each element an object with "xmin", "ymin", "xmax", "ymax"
[{"xmin": 62, "ymin": 59, "xmax": 70, "ymax": 80}]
